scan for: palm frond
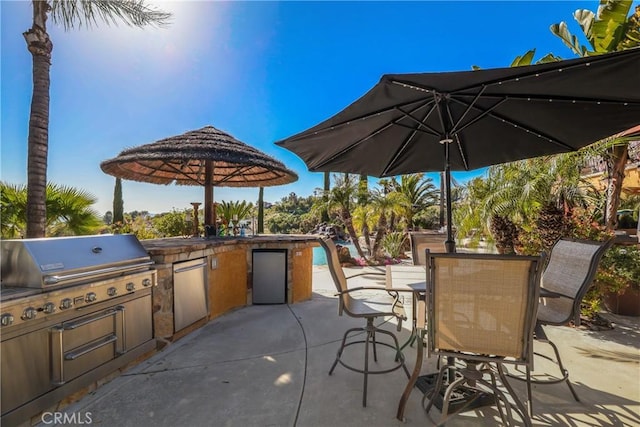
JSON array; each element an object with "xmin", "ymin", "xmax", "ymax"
[{"xmin": 50, "ymin": 0, "xmax": 172, "ymax": 30}]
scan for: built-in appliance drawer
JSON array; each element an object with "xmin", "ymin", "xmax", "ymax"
[{"xmin": 52, "ymin": 308, "xmax": 120, "ymax": 385}]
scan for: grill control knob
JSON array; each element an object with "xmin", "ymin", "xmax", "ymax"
[
  {"xmin": 107, "ymin": 287, "xmax": 118, "ymax": 297},
  {"xmin": 43, "ymin": 302, "xmax": 56, "ymax": 314},
  {"xmin": 1, "ymin": 314, "xmax": 14, "ymax": 327},
  {"xmin": 60, "ymin": 298, "xmax": 73, "ymax": 310},
  {"xmin": 85, "ymin": 292, "xmax": 97, "ymax": 303},
  {"xmin": 142, "ymin": 278, "xmax": 152, "ymax": 287},
  {"xmin": 126, "ymin": 282, "xmax": 135, "ymax": 292},
  {"xmin": 21, "ymin": 307, "xmax": 37, "ymax": 321}
]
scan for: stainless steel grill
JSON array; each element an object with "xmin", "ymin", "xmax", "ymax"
[
  {"xmin": 0, "ymin": 234, "xmax": 157, "ymax": 427},
  {"xmin": 1, "ymin": 234, "xmax": 153, "ymax": 290}
]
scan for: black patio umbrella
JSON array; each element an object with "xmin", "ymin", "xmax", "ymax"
[
  {"xmin": 276, "ymin": 48, "xmax": 640, "ymax": 251},
  {"xmin": 102, "ymin": 126, "xmax": 298, "ymax": 228}
]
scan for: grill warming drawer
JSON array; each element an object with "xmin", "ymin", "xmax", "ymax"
[{"xmin": 52, "ymin": 308, "xmax": 120, "ymax": 385}]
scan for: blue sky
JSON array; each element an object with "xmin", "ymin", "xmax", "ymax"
[{"xmin": 1, "ymin": 0, "xmax": 619, "ymax": 215}]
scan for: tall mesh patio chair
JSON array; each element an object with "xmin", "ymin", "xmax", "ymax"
[
  {"xmin": 423, "ymin": 252, "xmax": 544, "ymax": 426},
  {"xmin": 318, "ymin": 236, "xmax": 410, "ymax": 407},
  {"xmin": 513, "ymin": 237, "xmax": 613, "ymax": 414},
  {"xmin": 409, "ymin": 232, "xmax": 448, "ymax": 265}
]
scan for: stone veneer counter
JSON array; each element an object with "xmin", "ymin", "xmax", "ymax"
[{"xmin": 141, "ymin": 235, "xmax": 320, "ymax": 344}]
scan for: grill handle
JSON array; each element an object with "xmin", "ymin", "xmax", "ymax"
[
  {"xmin": 173, "ymin": 261, "xmax": 207, "ymax": 274},
  {"xmin": 64, "ymin": 335, "xmax": 118, "ymax": 361},
  {"xmin": 63, "ymin": 309, "xmax": 117, "ymax": 330},
  {"xmin": 44, "ymin": 261, "xmax": 154, "ymax": 285}
]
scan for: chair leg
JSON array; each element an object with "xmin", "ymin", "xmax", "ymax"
[
  {"xmin": 530, "ymin": 333, "xmax": 580, "ymax": 403},
  {"xmin": 496, "ymin": 363, "xmax": 532, "ymax": 427},
  {"xmin": 375, "ymin": 328, "xmax": 410, "ymax": 378},
  {"xmin": 371, "ymin": 327, "xmax": 378, "ymax": 362},
  {"xmin": 330, "ymin": 317, "xmax": 409, "ymax": 407},
  {"xmin": 540, "ymin": 337, "xmax": 580, "ymax": 401},
  {"xmin": 363, "ymin": 326, "xmax": 370, "ymax": 407},
  {"xmin": 441, "ymin": 375, "xmax": 467, "ymax": 420},
  {"xmin": 526, "ymin": 364, "xmax": 533, "ymax": 416},
  {"xmin": 329, "ymin": 326, "xmax": 362, "ymax": 375},
  {"xmin": 423, "ymin": 363, "xmax": 449, "ymax": 414},
  {"xmin": 507, "ymin": 328, "xmax": 580, "ymax": 415}
]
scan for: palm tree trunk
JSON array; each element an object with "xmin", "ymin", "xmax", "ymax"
[
  {"xmin": 605, "ymin": 144, "xmax": 629, "ymax": 230},
  {"xmin": 24, "ymin": 1, "xmax": 53, "ymax": 238},
  {"xmin": 321, "ymin": 172, "xmax": 330, "ymax": 222},
  {"xmin": 358, "ymin": 174, "xmax": 372, "ymax": 251},
  {"xmin": 371, "ymin": 213, "xmax": 387, "ymax": 258},
  {"xmin": 341, "ymin": 208, "xmax": 366, "ymax": 259},
  {"xmin": 439, "ymin": 171, "xmax": 445, "ymax": 228}
]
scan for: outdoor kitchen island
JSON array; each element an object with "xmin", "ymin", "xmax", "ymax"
[{"xmin": 141, "ymin": 235, "xmax": 319, "ymax": 345}]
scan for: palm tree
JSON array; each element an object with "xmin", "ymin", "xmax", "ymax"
[
  {"xmin": 217, "ymin": 200, "xmax": 254, "ymax": 225},
  {"xmin": 517, "ymin": 1, "xmax": 640, "ymax": 232},
  {"xmin": 1, "ymin": 181, "xmax": 103, "ymax": 238},
  {"xmin": 454, "ymin": 177, "xmax": 493, "ymax": 245},
  {"xmin": 497, "ymin": 2, "xmax": 638, "ymax": 235},
  {"xmin": 369, "ymin": 188, "xmax": 404, "ymax": 259},
  {"xmin": 550, "ymin": 1, "xmax": 639, "ymax": 230},
  {"xmin": 394, "ymin": 174, "xmax": 439, "ymax": 231},
  {"xmin": 328, "ymin": 174, "xmax": 367, "ymax": 259},
  {"xmin": 23, "ymin": 0, "xmax": 171, "ymax": 237},
  {"xmin": 480, "ymin": 154, "xmax": 597, "ymax": 251}
]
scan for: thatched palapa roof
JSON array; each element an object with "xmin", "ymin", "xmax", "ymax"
[{"xmin": 100, "ymin": 126, "xmax": 298, "ymax": 187}]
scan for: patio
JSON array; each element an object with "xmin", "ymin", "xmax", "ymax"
[{"xmin": 47, "ymin": 266, "xmax": 640, "ymax": 427}]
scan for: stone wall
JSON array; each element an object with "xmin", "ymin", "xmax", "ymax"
[{"xmin": 142, "ymin": 236, "xmax": 319, "ymax": 343}]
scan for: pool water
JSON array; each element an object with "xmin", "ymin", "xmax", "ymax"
[{"xmin": 313, "ymin": 242, "xmax": 357, "ymax": 265}]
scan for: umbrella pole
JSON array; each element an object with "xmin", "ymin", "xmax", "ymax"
[{"xmin": 444, "ymin": 142, "xmax": 455, "ymax": 253}]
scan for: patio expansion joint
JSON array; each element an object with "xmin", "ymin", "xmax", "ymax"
[
  {"xmin": 131, "ymin": 345, "xmax": 311, "ymax": 377},
  {"xmin": 284, "ymin": 303, "xmax": 309, "ymax": 427}
]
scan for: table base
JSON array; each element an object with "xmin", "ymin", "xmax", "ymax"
[{"xmin": 415, "ymin": 373, "xmax": 495, "ymax": 414}]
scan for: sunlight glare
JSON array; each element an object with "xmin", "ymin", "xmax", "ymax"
[
  {"xmin": 52, "ymin": 1, "xmax": 232, "ymax": 78},
  {"xmin": 274, "ymin": 373, "xmax": 292, "ymax": 386}
]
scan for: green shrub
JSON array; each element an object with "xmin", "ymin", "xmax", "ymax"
[{"xmin": 381, "ymin": 232, "xmax": 406, "ymax": 258}]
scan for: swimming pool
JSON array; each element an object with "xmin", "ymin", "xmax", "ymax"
[{"xmin": 312, "ymin": 242, "xmax": 357, "ymax": 265}]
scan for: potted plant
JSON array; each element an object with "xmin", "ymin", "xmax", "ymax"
[{"xmin": 594, "ymin": 245, "xmax": 640, "ymax": 316}]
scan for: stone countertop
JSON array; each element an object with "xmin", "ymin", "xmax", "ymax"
[{"xmin": 140, "ymin": 234, "xmax": 321, "ymax": 255}]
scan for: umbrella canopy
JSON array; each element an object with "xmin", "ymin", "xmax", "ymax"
[
  {"xmin": 102, "ymin": 125, "xmax": 298, "ymax": 226},
  {"xmin": 276, "ymin": 48, "xmax": 640, "ymax": 251}
]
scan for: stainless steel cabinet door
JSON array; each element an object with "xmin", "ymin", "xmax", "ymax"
[{"xmin": 173, "ymin": 259, "xmax": 208, "ymax": 332}]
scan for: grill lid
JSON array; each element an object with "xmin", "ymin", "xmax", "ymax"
[{"xmin": 1, "ymin": 234, "xmax": 152, "ymax": 289}]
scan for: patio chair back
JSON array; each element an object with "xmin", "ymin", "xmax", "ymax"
[
  {"xmin": 409, "ymin": 232, "xmax": 447, "ymax": 265},
  {"xmin": 317, "ymin": 237, "xmax": 356, "ymax": 314},
  {"xmin": 538, "ymin": 237, "xmax": 613, "ymax": 327},
  {"xmin": 426, "ymin": 253, "xmax": 543, "ymax": 362}
]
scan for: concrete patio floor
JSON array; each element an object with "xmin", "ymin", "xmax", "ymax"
[{"xmin": 47, "ymin": 266, "xmax": 640, "ymax": 427}]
